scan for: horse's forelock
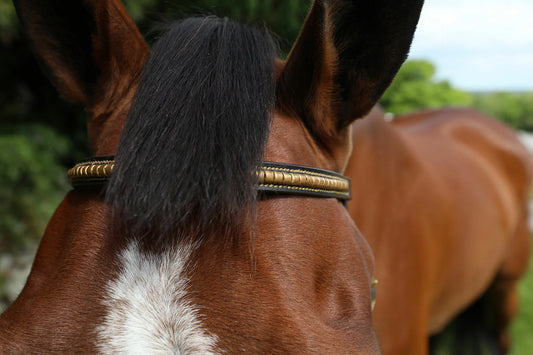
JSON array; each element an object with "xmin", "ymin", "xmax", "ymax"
[{"xmin": 106, "ymin": 17, "xmax": 278, "ymax": 242}]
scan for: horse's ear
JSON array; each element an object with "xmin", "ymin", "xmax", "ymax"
[
  {"xmin": 277, "ymin": 0, "xmax": 424, "ymax": 142},
  {"xmin": 13, "ymin": 0, "xmax": 149, "ymax": 107}
]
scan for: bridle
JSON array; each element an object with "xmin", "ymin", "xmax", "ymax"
[{"xmin": 67, "ymin": 156, "xmax": 351, "ymax": 202}]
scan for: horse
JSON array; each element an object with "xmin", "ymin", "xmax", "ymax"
[
  {"xmin": 346, "ymin": 106, "xmax": 532, "ymax": 354},
  {"xmin": 0, "ymin": 0, "xmax": 424, "ymax": 352}
]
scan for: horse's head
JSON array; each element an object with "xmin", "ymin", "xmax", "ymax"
[{"xmin": 5, "ymin": 0, "xmax": 423, "ymax": 352}]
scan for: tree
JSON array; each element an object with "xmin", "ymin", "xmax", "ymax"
[
  {"xmin": 0, "ymin": 0, "xmax": 17, "ymax": 39},
  {"xmin": 0, "ymin": 125, "xmax": 70, "ymax": 253},
  {"xmin": 380, "ymin": 60, "xmax": 473, "ymax": 114},
  {"xmin": 473, "ymin": 92, "xmax": 533, "ymax": 132},
  {"xmin": 135, "ymin": 0, "xmax": 309, "ymax": 52}
]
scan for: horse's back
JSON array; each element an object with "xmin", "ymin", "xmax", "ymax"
[
  {"xmin": 395, "ymin": 108, "xmax": 531, "ymax": 201},
  {"xmin": 394, "ymin": 108, "xmax": 531, "ymax": 224},
  {"xmin": 347, "ymin": 107, "xmax": 532, "ymax": 352}
]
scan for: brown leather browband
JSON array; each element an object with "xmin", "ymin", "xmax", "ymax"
[{"xmin": 67, "ymin": 156, "xmax": 351, "ymax": 200}]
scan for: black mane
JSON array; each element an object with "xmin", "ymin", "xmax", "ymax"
[{"xmin": 106, "ymin": 17, "xmax": 277, "ymax": 240}]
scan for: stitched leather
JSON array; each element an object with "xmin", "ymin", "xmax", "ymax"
[{"xmin": 68, "ymin": 156, "xmax": 351, "ymax": 200}]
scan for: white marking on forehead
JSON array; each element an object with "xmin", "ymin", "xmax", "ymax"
[{"xmin": 97, "ymin": 241, "xmax": 220, "ymax": 354}]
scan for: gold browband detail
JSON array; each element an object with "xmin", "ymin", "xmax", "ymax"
[
  {"xmin": 258, "ymin": 165, "xmax": 350, "ymax": 198},
  {"xmin": 67, "ymin": 157, "xmax": 351, "ymax": 200},
  {"xmin": 67, "ymin": 158, "xmax": 115, "ymax": 184}
]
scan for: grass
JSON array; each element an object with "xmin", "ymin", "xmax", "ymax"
[{"xmin": 510, "ymin": 238, "xmax": 533, "ymax": 354}]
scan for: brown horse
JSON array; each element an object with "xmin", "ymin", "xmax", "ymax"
[
  {"xmin": 0, "ymin": 0, "xmax": 424, "ymax": 353},
  {"xmin": 346, "ymin": 106, "xmax": 532, "ymax": 354}
]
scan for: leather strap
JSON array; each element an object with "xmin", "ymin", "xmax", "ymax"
[
  {"xmin": 258, "ymin": 162, "xmax": 351, "ymax": 200},
  {"xmin": 67, "ymin": 156, "xmax": 351, "ymax": 201}
]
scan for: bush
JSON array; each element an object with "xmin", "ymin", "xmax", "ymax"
[
  {"xmin": 473, "ymin": 92, "xmax": 533, "ymax": 132},
  {"xmin": 0, "ymin": 125, "xmax": 70, "ymax": 254},
  {"xmin": 380, "ymin": 60, "xmax": 473, "ymax": 114}
]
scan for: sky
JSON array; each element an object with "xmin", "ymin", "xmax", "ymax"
[{"xmin": 408, "ymin": 0, "xmax": 533, "ymax": 92}]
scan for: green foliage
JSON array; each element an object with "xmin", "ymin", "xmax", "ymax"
[
  {"xmin": 187, "ymin": 0, "xmax": 308, "ymax": 49},
  {"xmin": 122, "ymin": 0, "xmax": 160, "ymax": 22},
  {"xmin": 141, "ymin": 0, "xmax": 309, "ymax": 52},
  {"xmin": 0, "ymin": 125, "xmax": 70, "ymax": 254},
  {"xmin": 0, "ymin": 0, "xmax": 310, "ymax": 49},
  {"xmin": 473, "ymin": 92, "xmax": 533, "ymax": 132},
  {"xmin": 0, "ymin": 0, "xmax": 17, "ymax": 39},
  {"xmin": 380, "ymin": 60, "xmax": 473, "ymax": 114},
  {"xmin": 0, "ymin": 0, "xmax": 159, "ymax": 34},
  {"xmin": 511, "ymin": 242, "xmax": 533, "ymax": 354}
]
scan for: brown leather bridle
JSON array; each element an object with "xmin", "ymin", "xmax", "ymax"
[{"xmin": 67, "ymin": 156, "xmax": 351, "ymax": 201}]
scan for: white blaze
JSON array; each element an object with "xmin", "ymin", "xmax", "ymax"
[{"xmin": 97, "ymin": 241, "xmax": 220, "ymax": 354}]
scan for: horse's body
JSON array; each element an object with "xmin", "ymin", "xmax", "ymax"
[
  {"xmin": 0, "ymin": 0, "xmax": 424, "ymax": 353},
  {"xmin": 346, "ymin": 107, "xmax": 532, "ymax": 354}
]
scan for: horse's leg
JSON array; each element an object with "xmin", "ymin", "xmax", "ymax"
[
  {"xmin": 489, "ymin": 278, "xmax": 521, "ymax": 353},
  {"xmin": 489, "ymin": 210, "xmax": 531, "ymax": 353}
]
